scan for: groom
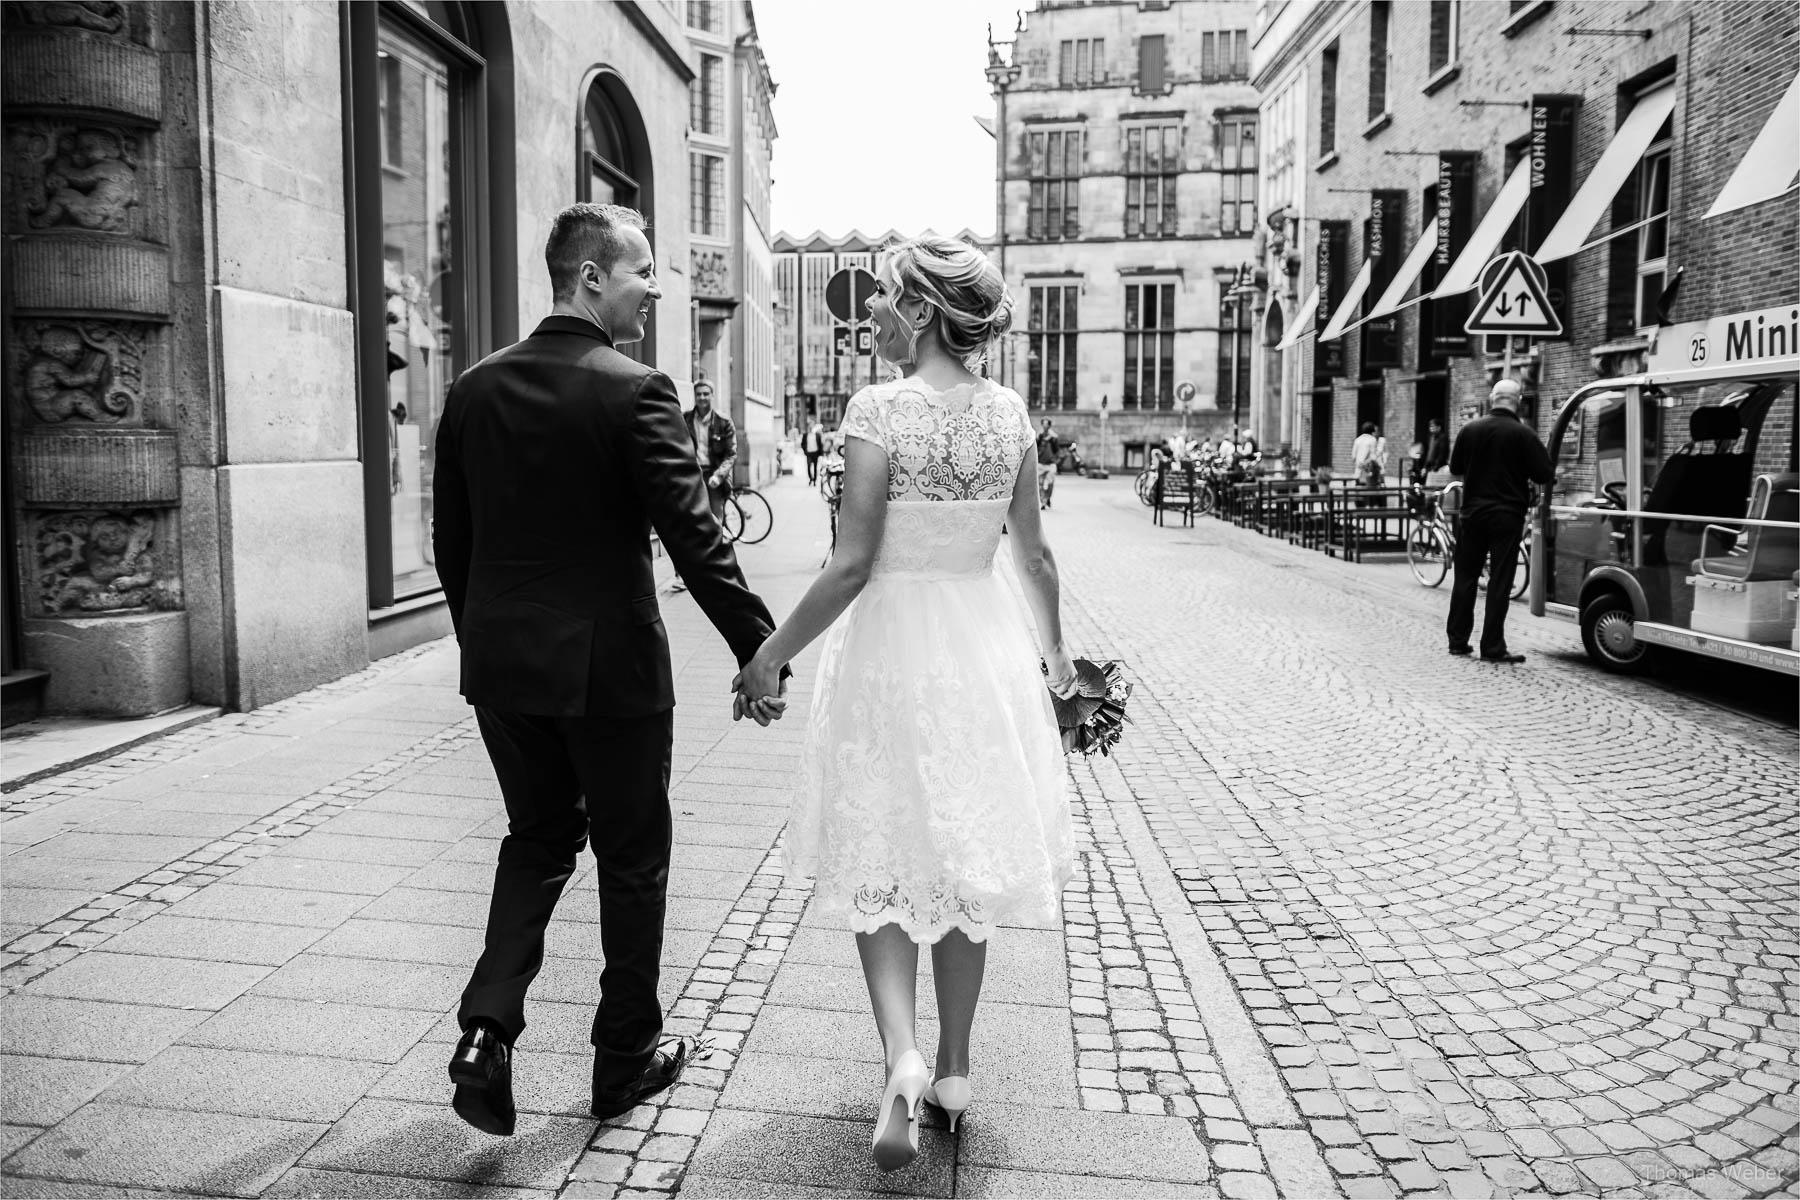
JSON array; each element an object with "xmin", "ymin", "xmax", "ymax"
[{"xmin": 432, "ymin": 202, "xmax": 784, "ymax": 1135}]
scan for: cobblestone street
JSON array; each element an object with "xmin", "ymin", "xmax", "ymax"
[{"xmin": 2, "ymin": 473, "xmax": 1796, "ymax": 1199}]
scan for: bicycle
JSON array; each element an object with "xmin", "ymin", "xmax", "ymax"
[
  {"xmin": 720, "ymin": 485, "xmax": 772, "ymax": 545},
  {"xmin": 1406, "ymin": 481, "xmax": 1528, "ymax": 598},
  {"xmin": 820, "ymin": 456, "xmax": 845, "ymax": 567},
  {"xmin": 1138, "ymin": 454, "xmax": 1220, "ymax": 515}
]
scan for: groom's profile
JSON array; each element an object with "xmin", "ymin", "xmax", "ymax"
[{"xmin": 432, "ymin": 202, "xmax": 784, "ymax": 1135}]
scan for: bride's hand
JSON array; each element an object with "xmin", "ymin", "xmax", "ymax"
[
  {"xmin": 1045, "ymin": 645, "xmax": 1079, "ymax": 699},
  {"xmin": 730, "ymin": 653, "xmax": 788, "ymax": 725}
]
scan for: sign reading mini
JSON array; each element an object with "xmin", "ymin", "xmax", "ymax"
[{"xmin": 1646, "ymin": 304, "xmax": 1800, "ymax": 373}]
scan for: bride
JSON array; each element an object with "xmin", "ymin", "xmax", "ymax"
[{"xmin": 733, "ymin": 235, "xmax": 1077, "ymax": 1171}]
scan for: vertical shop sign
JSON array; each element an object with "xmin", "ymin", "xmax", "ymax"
[
  {"xmin": 1363, "ymin": 190, "xmax": 1406, "ymax": 368},
  {"xmin": 1431, "ymin": 152, "xmax": 1478, "ymax": 358},
  {"xmin": 1527, "ymin": 94, "xmax": 1579, "ymax": 335},
  {"xmin": 1317, "ymin": 220, "xmax": 1348, "ymax": 376}
]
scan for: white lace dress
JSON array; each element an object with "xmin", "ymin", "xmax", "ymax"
[{"xmin": 782, "ymin": 377, "xmax": 1073, "ymax": 943}]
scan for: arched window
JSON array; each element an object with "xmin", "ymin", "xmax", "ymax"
[{"xmin": 580, "ymin": 72, "xmax": 656, "ymax": 365}]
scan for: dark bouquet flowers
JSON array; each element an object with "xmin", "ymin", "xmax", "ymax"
[{"xmin": 1046, "ymin": 658, "xmax": 1132, "ymax": 757}]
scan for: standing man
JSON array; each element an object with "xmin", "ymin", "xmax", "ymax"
[
  {"xmin": 1036, "ymin": 418, "xmax": 1061, "ymax": 509},
  {"xmin": 688, "ymin": 380, "xmax": 737, "ymax": 523},
  {"xmin": 433, "ymin": 203, "xmax": 785, "ymax": 1137},
  {"xmin": 802, "ymin": 415, "xmax": 825, "ymax": 484},
  {"xmin": 1445, "ymin": 378, "xmax": 1553, "ymax": 663}
]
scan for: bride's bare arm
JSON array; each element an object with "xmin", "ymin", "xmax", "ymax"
[
  {"xmin": 1005, "ymin": 452, "xmax": 1075, "ymax": 692},
  {"xmin": 736, "ymin": 436, "xmax": 889, "ymax": 696}
]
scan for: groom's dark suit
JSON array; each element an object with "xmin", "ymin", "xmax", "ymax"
[{"xmin": 433, "ymin": 314, "xmax": 776, "ymax": 1087}]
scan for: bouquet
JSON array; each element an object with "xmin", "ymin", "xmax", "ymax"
[{"xmin": 1046, "ymin": 658, "xmax": 1132, "ymax": 757}]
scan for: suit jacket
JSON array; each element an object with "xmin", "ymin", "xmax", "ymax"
[{"xmin": 433, "ymin": 315, "xmax": 777, "ymax": 718}]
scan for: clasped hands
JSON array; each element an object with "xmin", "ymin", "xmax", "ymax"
[{"xmin": 730, "ymin": 648, "xmax": 788, "ymax": 727}]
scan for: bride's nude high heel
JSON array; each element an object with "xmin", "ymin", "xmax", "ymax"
[
  {"xmin": 871, "ymin": 1050, "xmax": 929, "ymax": 1171},
  {"xmin": 925, "ymin": 1075, "xmax": 972, "ymax": 1133}
]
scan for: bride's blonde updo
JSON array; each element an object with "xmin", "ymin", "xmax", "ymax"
[{"xmin": 882, "ymin": 235, "xmax": 1014, "ymax": 368}]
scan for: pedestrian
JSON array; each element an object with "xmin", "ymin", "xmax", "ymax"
[
  {"xmin": 731, "ymin": 234, "xmax": 1077, "ymax": 1174},
  {"xmin": 803, "ymin": 415, "xmax": 825, "ymax": 483},
  {"xmin": 688, "ymin": 380, "xmax": 736, "ymax": 524},
  {"xmin": 1036, "ymin": 418, "xmax": 1061, "ymax": 509},
  {"xmin": 1423, "ymin": 417, "xmax": 1450, "ymax": 479},
  {"xmin": 432, "ymin": 201, "xmax": 786, "ymax": 1137},
  {"xmin": 1445, "ymin": 378, "xmax": 1554, "ymax": 663},
  {"xmin": 1352, "ymin": 422, "xmax": 1387, "ymax": 488}
]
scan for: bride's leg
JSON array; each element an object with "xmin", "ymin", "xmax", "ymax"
[
  {"xmin": 929, "ymin": 929, "xmax": 987, "ymax": 1079},
  {"xmin": 856, "ymin": 924, "xmax": 920, "ymax": 1071}
]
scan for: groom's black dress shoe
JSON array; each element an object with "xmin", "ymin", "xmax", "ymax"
[
  {"xmin": 449, "ymin": 1022, "xmax": 516, "ymax": 1136},
  {"xmin": 1448, "ymin": 643, "xmax": 1473, "ymax": 656},
  {"xmin": 1480, "ymin": 651, "xmax": 1526, "ymax": 663},
  {"xmin": 591, "ymin": 1038, "xmax": 689, "ymax": 1120}
]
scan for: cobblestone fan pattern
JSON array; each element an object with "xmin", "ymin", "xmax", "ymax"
[{"xmin": 1051, "ymin": 488, "xmax": 1800, "ymax": 1200}]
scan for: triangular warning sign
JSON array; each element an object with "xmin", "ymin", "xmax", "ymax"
[{"xmin": 1465, "ymin": 251, "xmax": 1563, "ymax": 337}]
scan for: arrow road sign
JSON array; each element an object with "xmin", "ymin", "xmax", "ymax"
[
  {"xmin": 1465, "ymin": 250, "xmax": 1563, "ymax": 337},
  {"xmin": 825, "ymin": 267, "xmax": 878, "ymax": 324}
]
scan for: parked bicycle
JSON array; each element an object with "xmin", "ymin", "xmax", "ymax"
[
  {"xmin": 820, "ymin": 455, "xmax": 845, "ymax": 567},
  {"xmin": 1406, "ymin": 481, "xmax": 1528, "ymax": 598},
  {"xmin": 721, "ymin": 485, "xmax": 772, "ymax": 545},
  {"xmin": 1136, "ymin": 452, "xmax": 1220, "ymax": 515}
]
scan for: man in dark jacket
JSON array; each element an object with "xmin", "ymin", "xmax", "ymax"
[
  {"xmin": 687, "ymin": 379, "xmax": 736, "ymax": 523},
  {"xmin": 1446, "ymin": 379, "xmax": 1554, "ymax": 662},
  {"xmin": 433, "ymin": 203, "xmax": 783, "ymax": 1135}
]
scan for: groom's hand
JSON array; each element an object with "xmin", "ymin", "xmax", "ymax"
[{"xmin": 729, "ymin": 673, "xmax": 788, "ymax": 727}]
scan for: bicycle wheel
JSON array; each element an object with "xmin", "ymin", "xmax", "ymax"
[
  {"xmin": 720, "ymin": 495, "xmax": 745, "ymax": 543},
  {"xmin": 732, "ymin": 488, "xmax": 773, "ymax": 545},
  {"xmin": 1511, "ymin": 540, "xmax": 1529, "ymax": 600},
  {"xmin": 1136, "ymin": 469, "xmax": 1156, "ymax": 506},
  {"xmin": 1194, "ymin": 481, "xmax": 1217, "ymax": 516},
  {"xmin": 1407, "ymin": 523, "xmax": 1448, "ymax": 587}
]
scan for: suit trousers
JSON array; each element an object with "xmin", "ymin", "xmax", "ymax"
[
  {"xmin": 458, "ymin": 706, "xmax": 674, "ymax": 1088},
  {"xmin": 1446, "ymin": 507, "xmax": 1525, "ymax": 656}
]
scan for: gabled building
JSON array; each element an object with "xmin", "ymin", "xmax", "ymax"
[{"xmin": 986, "ymin": 0, "xmax": 1262, "ymax": 469}]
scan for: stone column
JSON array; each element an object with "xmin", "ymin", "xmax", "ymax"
[{"xmin": 3, "ymin": 0, "xmax": 189, "ymax": 716}]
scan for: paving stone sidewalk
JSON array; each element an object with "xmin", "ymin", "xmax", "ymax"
[{"xmin": 2, "ymin": 473, "xmax": 1796, "ymax": 1200}]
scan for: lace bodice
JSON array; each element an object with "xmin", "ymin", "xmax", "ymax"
[{"xmin": 840, "ymin": 378, "xmax": 1032, "ymax": 580}]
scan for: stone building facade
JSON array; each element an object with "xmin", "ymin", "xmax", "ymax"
[
  {"xmin": 771, "ymin": 228, "xmax": 992, "ymax": 439},
  {"xmin": 688, "ymin": 0, "xmax": 780, "ymax": 487},
  {"xmin": 1251, "ymin": 0, "xmax": 1800, "ymax": 475},
  {"xmin": 2, "ymin": 0, "xmax": 764, "ymax": 721},
  {"xmin": 986, "ymin": 0, "xmax": 1262, "ymax": 469}
]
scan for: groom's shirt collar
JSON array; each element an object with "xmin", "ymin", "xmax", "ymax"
[{"xmin": 532, "ymin": 315, "xmax": 614, "ymax": 346}]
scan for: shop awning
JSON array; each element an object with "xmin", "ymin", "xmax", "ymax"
[
  {"xmin": 1365, "ymin": 225, "xmax": 1440, "ymax": 320},
  {"xmin": 1432, "ymin": 159, "xmax": 1532, "ymax": 296},
  {"xmin": 1705, "ymin": 71, "xmax": 1800, "ymax": 218},
  {"xmin": 1276, "ymin": 285, "xmax": 1318, "ymax": 349},
  {"xmin": 1536, "ymin": 85, "xmax": 1677, "ymax": 262},
  {"xmin": 1318, "ymin": 259, "xmax": 1374, "ymax": 343}
]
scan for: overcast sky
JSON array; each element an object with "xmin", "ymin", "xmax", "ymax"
[{"xmin": 754, "ymin": 0, "xmax": 1037, "ymax": 240}]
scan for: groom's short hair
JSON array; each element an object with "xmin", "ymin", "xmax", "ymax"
[{"xmin": 546, "ymin": 203, "xmax": 646, "ymax": 300}]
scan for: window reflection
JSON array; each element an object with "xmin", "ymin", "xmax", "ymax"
[{"xmin": 380, "ymin": 21, "xmax": 457, "ymax": 599}]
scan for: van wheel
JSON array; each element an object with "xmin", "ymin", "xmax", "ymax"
[{"xmin": 1580, "ymin": 593, "xmax": 1650, "ymax": 674}]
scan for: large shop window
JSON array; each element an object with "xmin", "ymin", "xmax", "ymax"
[
  {"xmin": 1028, "ymin": 284, "xmax": 1080, "ymax": 411},
  {"xmin": 1123, "ymin": 282, "xmax": 1176, "ymax": 411},
  {"xmin": 350, "ymin": 4, "xmax": 492, "ymax": 608}
]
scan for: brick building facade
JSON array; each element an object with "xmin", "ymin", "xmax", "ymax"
[
  {"xmin": 986, "ymin": 0, "xmax": 1262, "ymax": 469},
  {"xmin": 1252, "ymin": 0, "xmax": 1799, "ymax": 475}
]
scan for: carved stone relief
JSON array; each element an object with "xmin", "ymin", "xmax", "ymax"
[
  {"xmin": 8, "ymin": 319, "xmax": 144, "ymax": 423},
  {"xmin": 2, "ymin": 2, "xmax": 128, "ymax": 36},
  {"xmin": 692, "ymin": 248, "xmax": 732, "ymax": 298},
  {"xmin": 33, "ymin": 509, "xmax": 177, "ymax": 614},
  {"xmin": 7, "ymin": 120, "xmax": 140, "ymax": 233}
]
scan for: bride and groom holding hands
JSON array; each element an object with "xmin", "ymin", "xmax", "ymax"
[{"xmin": 432, "ymin": 203, "xmax": 1080, "ymax": 1171}]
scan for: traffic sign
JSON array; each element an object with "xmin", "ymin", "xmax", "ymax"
[
  {"xmin": 825, "ymin": 267, "xmax": 878, "ymax": 324},
  {"xmin": 1465, "ymin": 251, "xmax": 1563, "ymax": 337},
  {"xmin": 855, "ymin": 325, "xmax": 874, "ymax": 354},
  {"xmin": 831, "ymin": 324, "xmax": 875, "ymax": 357},
  {"xmin": 832, "ymin": 326, "xmax": 852, "ymax": 357},
  {"xmin": 1175, "ymin": 380, "xmax": 1196, "ymax": 406}
]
